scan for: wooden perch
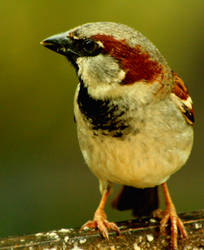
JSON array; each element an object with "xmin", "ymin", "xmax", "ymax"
[{"xmin": 0, "ymin": 210, "xmax": 203, "ymax": 249}]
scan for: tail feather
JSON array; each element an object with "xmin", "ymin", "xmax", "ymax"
[{"xmin": 112, "ymin": 185, "xmax": 159, "ymax": 217}]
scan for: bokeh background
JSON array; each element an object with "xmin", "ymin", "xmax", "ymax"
[{"xmin": 0, "ymin": 0, "xmax": 203, "ymax": 238}]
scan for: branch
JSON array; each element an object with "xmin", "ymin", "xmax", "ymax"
[{"xmin": 0, "ymin": 210, "xmax": 203, "ymax": 249}]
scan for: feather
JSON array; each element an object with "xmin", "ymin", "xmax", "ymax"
[
  {"xmin": 112, "ymin": 185, "xmax": 159, "ymax": 217},
  {"xmin": 171, "ymin": 72, "xmax": 195, "ymax": 125}
]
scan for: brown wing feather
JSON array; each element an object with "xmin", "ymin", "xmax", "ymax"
[{"xmin": 171, "ymin": 72, "xmax": 195, "ymax": 125}]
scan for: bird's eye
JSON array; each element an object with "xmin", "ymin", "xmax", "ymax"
[{"xmin": 82, "ymin": 39, "xmax": 99, "ymax": 55}]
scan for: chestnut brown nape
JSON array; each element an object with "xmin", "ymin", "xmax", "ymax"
[{"xmin": 92, "ymin": 34, "xmax": 163, "ymax": 84}]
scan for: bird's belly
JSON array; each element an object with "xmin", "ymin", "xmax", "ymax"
[
  {"xmin": 78, "ymin": 125, "xmax": 193, "ymax": 188},
  {"xmin": 75, "ymin": 92, "xmax": 194, "ymax": 188}
]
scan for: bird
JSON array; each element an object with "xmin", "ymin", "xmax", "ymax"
[{"xmin": 41, "ymin": 22, "xmax": 194, "ymax": 249}]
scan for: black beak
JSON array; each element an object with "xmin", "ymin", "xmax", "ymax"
[{"xmin": 40, "ymin": 32, "xmax": 78, "ymax": 58}]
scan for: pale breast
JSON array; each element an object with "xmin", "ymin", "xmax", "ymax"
[{"xmin": 74, "ymin": 85, "xmax": 194, "ymax": 188}]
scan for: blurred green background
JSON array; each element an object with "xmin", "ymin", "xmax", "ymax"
[{"xmin": 0, "ymin": 0, "xmax": 203, "ymax": 238}]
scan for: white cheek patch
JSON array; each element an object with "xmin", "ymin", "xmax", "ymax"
[{"xmin": 76, "ymin": 54, "xmax": 126, "ymax": 95}]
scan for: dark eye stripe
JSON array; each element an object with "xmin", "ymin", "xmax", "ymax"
[
  {"xmin": 71, "ymin": 38, "xmax": 102, "ymax": 57},
  {"xmin": 83, "ymin": 39, "xmax": 97, "ymax": 53}
]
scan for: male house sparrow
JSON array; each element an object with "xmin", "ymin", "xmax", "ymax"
[{"xmin": 41, "ymin": 22, "xmax": 194, "ymax": 249}]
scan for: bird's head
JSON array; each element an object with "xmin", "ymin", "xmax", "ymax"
[{"xmin": 41, "ymin": 22, "xmax": 173, "ymax": 100}]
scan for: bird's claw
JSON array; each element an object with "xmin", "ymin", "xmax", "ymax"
[
  {"xmin": 160, "ymin": 206, "xmax": 187, "ymax": 249},
  {"xmin": 81, "ymin": 214, "xmax": 120, "ymax": 239}
]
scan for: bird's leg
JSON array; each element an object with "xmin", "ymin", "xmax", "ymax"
[
  {"xmin": 160, "ymin": 183, "xmax": 188, "ymax": 250},
  {"xmin": 81, "ymin": 185, "xmax": 120, "ymax": 239}
]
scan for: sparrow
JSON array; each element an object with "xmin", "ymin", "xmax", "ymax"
[{"xmin": 41, "ymin": 22, "xmax": 194, "ymax": 249}]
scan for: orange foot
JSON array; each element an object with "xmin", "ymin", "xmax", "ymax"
[
  {"xmin": 160, "ymin": 183, "xmax": 188, "ymax": 250},
  {"xmin": 160, "ymin": 205, "xmax": 187, "ymax": 249},
  {"xmin": 81, "ymin": 209, "xmax": 120, "ymax": 239}
]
